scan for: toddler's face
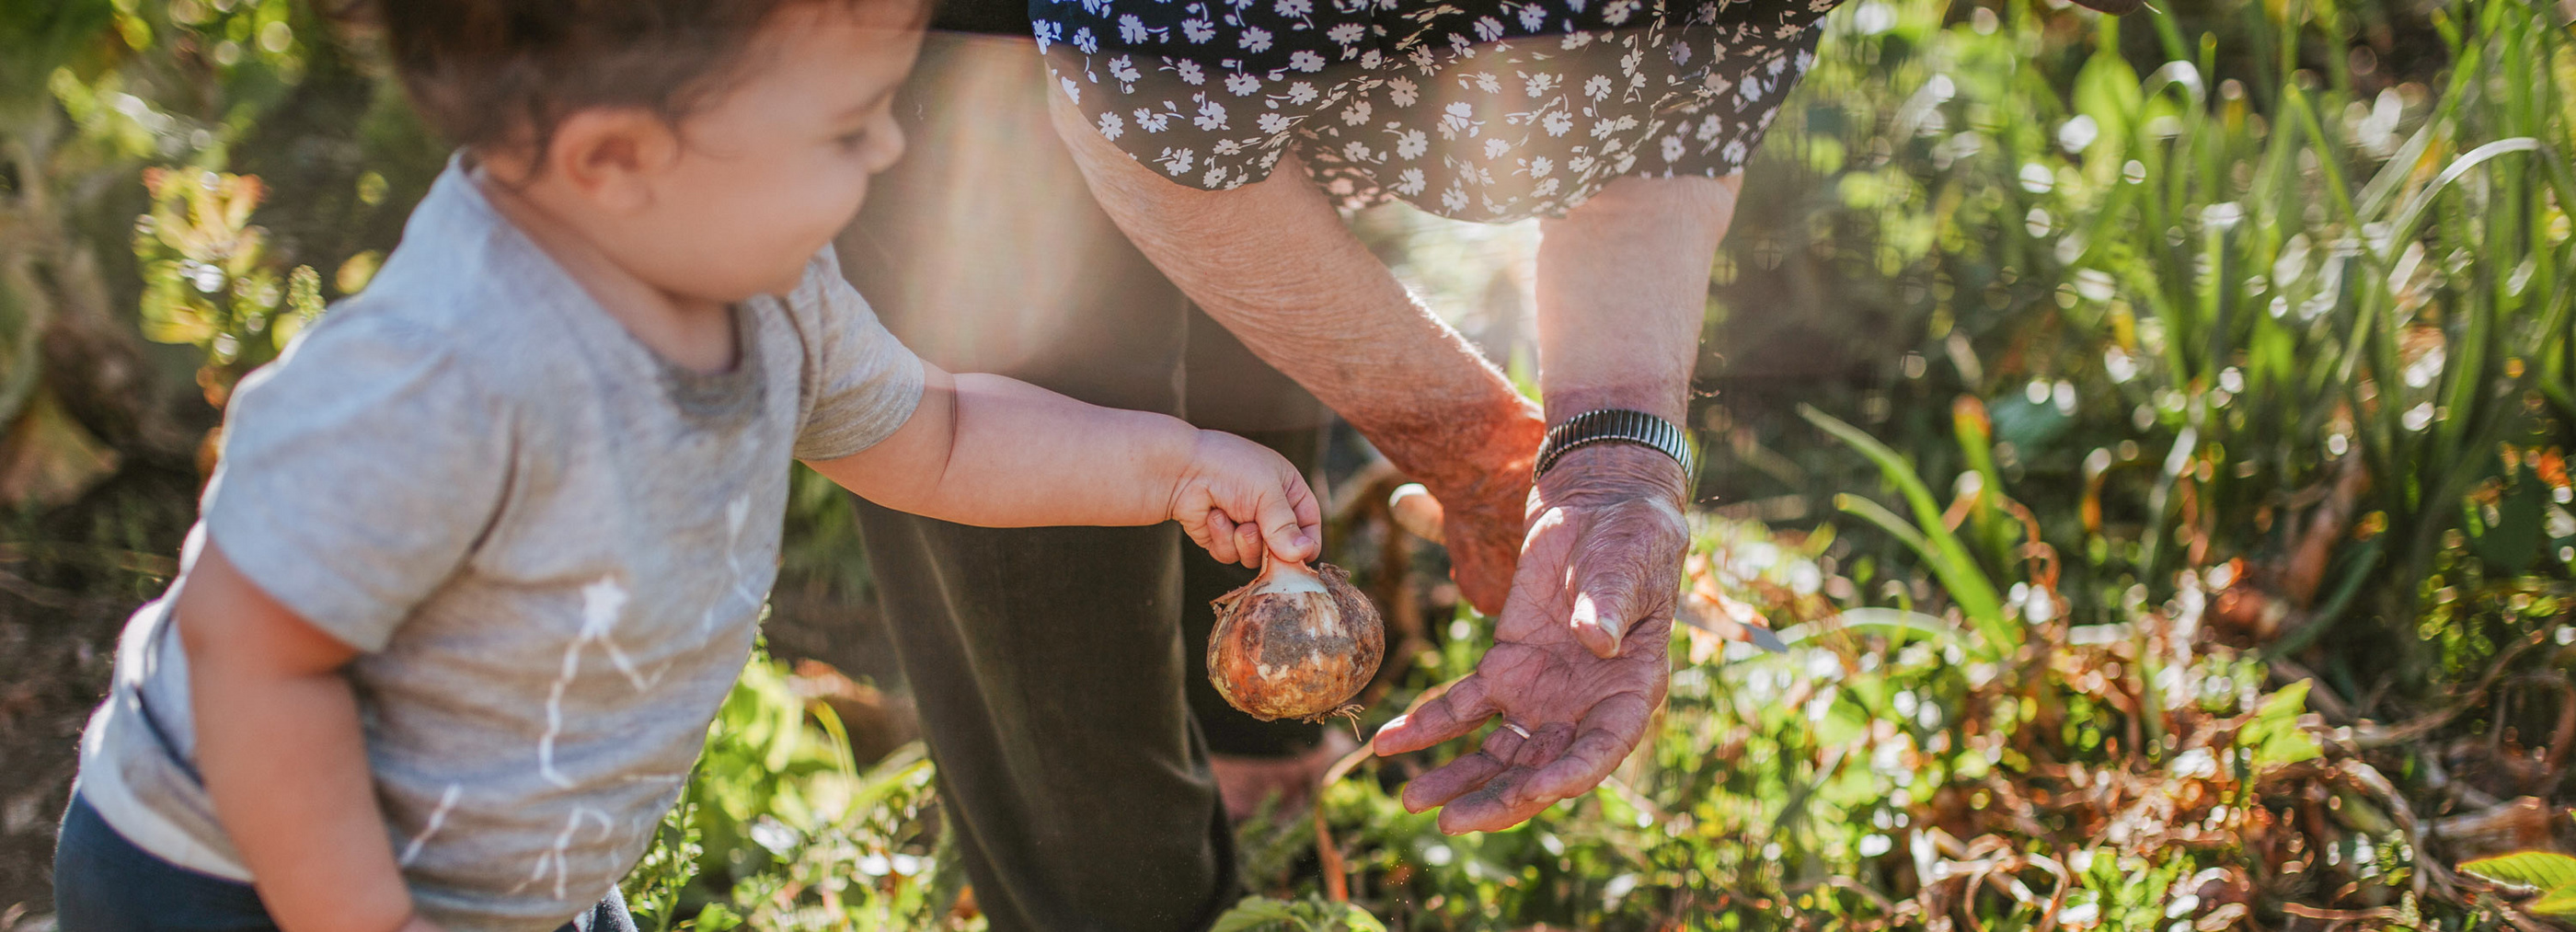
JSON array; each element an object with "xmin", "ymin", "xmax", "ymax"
[{"xmin": 600, "ymin": 2, "xmax": 923, "ymax": 302}]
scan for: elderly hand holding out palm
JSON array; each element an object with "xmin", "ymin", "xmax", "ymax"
[
  {"xmin": 1054, "ymin": 63, "xmax": 1738, "ymax": 831},
  {"xmin": 1374, "ymin": 443, "xmax": 1690, "ymax": 833}
]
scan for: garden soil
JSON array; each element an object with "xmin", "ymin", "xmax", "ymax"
[{"xmin": 0, "ymin": 584, "xmax": 126, "ymax": 924}]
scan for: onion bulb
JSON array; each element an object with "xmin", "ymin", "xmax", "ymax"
[{"xmin": 1206, "ymin": 559, "xmax": 1384, "ymax": 722}]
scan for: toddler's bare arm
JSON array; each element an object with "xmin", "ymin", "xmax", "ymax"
[
  {"xmin": 806, "ymin": 363, "xmax": 1321, "ymax": 568},
  {"xmin": 178, "ymin": 543, "xmax": 441, "ymax": 932}
]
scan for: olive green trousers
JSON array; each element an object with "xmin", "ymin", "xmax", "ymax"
[{"xmin": 834, "ymin": 31, "xmax": 1326, "ymax": 932}]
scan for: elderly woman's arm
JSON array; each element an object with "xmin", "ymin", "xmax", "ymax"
[
  {"xmin": 1049, "ymin": 94, "xmax": 1545, "ymax": 616},
  {"xmin": 1530, "ymin": 173, "xmax": 1742, "ymax": 650},
  {"xmin": 1368, "ymin": 174, "xmax": 1740, "ymax": 833},
  {"xmin": 1053, "ymin": 93, "xmax": 1744, "ymax": 834}
]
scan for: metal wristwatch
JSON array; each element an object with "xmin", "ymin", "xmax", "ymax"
[{"xmin": 1531, "ymin": 408, "xmax": 1696, "ymax": 482}]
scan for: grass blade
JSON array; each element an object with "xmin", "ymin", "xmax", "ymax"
[{"xmin": 1804, "ymin": 405, "xmax": 2011, "ymax": 652}]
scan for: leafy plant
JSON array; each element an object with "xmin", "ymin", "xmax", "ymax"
[
  {"xmin": 1719, "ymin": 0, "xmax": 2576, "ymax": 721},
  {"xmin": 132, "ymin": 167, "xmax": 326, "ymax": 405},
  {"xmin": 1209, "ymin": 896, "xmax": 1387, "ymax": 932},
  {"xmin": 2459, "ymin": 850, "xmax": 2576, "ymax": 915},
  {"xmin": 622, "ymin": 651, "xmax": 977, "ymax": 932}
]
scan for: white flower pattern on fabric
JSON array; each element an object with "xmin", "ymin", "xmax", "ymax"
[{"xmin": 1040, "ymin": 0, "xmax": 1839, "ymax": 220}]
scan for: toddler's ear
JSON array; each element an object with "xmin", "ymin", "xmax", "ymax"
[{"xmin": 546, "ymin": 108, "xmax": 684, "ymax": 214}]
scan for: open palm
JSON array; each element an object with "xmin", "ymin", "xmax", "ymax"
[{"xmin": 1371, "ymin": 478, "xmax": 1684, "ymax": 834}]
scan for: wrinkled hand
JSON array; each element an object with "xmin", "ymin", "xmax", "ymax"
[
  {"xmin": 1404, "ymin": 410, "xmax": 1546, "ymax": 616},
  {"xmin": 1372, "ymin": 444, "xmax": 1687, "ymax": 834},
  {"xmin": 1397, "ymin": 469, "xmax": 1534, "ymax": 616}
]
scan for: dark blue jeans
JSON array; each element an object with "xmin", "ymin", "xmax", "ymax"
[{"xmin": 53, "ymin": 794, "xmax": 635, "ymax": 932}]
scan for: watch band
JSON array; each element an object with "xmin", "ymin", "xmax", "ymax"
[{"xmin": 1532, "ymin": 408, "xmax": 1696, "ymax": 481}]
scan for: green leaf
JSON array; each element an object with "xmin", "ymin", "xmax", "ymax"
[
  {"xmin": 2240, "ymin": 681, "xmax": 2322, "ymax": 768},
  {"xmin": 2527, "ymin": 887, "xmax": 2576, "ymax": 917},
  {"xmin": 2380, "ymin": 139, "xmax": 2543, "ymax": 266},
  {"xmin": 687, "ymin": 903, "xmax": 742, "ymax": 932},
  {"xmin": 1777, "ymin": 607, "xmax": 1958, "ymax": 648},
  {"xmin": 1210, "ymin": 897, "xmax": 1385, "ymax": 932},
  {"xmin": 1210, "ymin": 897, "xmax": 1303, "ymax": 932},
  {"xmin": 1336, "ymin": 904, "xmax": 1389, "ymax": 932},
  {"xmin": 2073, "ymin": 33, "xmax": 2143, "ymax": 147},
  {"xmin": 2459, "ymin": 851, "xmax": 2576, "ymax": 892},
  {"xmin": 1833, "ymin": 493, "xmax": 1933, "ymax": 554}
]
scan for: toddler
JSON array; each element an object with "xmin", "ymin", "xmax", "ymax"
[{"xmin": 52, "ymin": 0, "xmax": 1320, "ymax": 929}]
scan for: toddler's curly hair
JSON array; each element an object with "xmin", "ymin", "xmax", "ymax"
[{"xmin": 379, "ymin": 0, "xmax": 921, "ymax": 159}]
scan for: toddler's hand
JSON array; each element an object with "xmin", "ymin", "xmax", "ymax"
[{"xmin": 1171, "ymin": 431, "xmax": 1322, "ymax": 569}]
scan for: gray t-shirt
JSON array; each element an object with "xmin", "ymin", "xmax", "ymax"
[{"xmin": 74, "ymin": 163, "xmax": 924, "ymax": 931}]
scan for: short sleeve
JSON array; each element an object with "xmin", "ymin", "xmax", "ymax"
[
  {"xmin": 1035, "ymin": 0, "xmax": 1370, "ymax": 193},
  {"xmin": 201, "ymin": 314, "xmax": 512, "ymax": 653},
  {"xmin": 786, "ymin": 247, "xmax": 926, "ymax": 461}
]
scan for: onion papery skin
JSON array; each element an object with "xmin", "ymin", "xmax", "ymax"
[{"xmin": 1206, "ymin": 560, "xmax": 1385, "ymax": 722}]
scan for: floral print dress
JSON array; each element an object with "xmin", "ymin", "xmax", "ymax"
[{"xmin": 1034, "ymin": 0, "xmax": 1847, "ymax": 222}]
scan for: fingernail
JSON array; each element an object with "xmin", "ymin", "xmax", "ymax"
[{"xmin": 1576, "ymin": 595, "xmax": 1624, "ymax": 637}]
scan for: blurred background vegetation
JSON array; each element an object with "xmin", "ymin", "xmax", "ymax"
[{"xmin": 2, "ymin": 0, "xmax": 2573, "ymax": 927}]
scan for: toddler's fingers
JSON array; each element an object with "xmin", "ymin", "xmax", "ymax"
[
  {"xmin": 1259, "ymin": 482, "xmax": 1321, "ymax": 565},
  {"xmin": 1292, "ymin": 470, "xmax": 1323, "ymax": 527},
  {"xmin": 1232, "ymin": 521, "xmax": 1265, "ymax": 569},
  {"xmin": 1203, "ymin": 511, "xmax": 1244, "ymax": 566}
]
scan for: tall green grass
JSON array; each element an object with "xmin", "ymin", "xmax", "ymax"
[{"xmin": 1724, "ymin": 0, "xmax": 2575, "ymax": 694}]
